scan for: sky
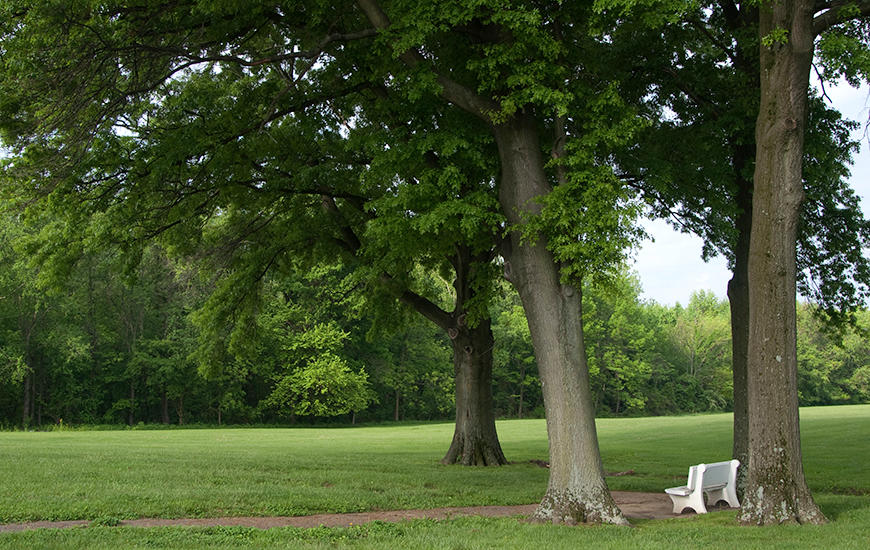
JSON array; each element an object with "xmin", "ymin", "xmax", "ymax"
[{"xmin": 630, "ymin": 81, "xmax": 870, "ymax": 306}]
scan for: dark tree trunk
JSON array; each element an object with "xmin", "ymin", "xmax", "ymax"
[
  {"xmin": 161, "ymin": 391, "xmax": 170, "ymax": 424},
  {"xmin": 128, "ymin": 381, "xmax": 135, "ymax": 426},
  {"xmin": 729, "ymin": 157, "xmax": 753, "ymax": 501},
  {"xmin": 22, "ymin": 372, "xmax": 32, "ymax": 429},
  {"xmin": 176, "ymin": 395, "xmax": 184, "ymax": 425},
  {"xmin": 739, "ymin": 0, "xmax": 824, "ymax": 525},
  {"xmin": 494, "ymin": 113, "xmax": 627, "ymax": 525},
  {"xmin": 441, "ymin": 319, "xmax": 507, "ymax": 466},
  {"xmin": 517, "ymin": 363, "xmax": 525, "ymax": 419},
  {"xmin": 401, "ymin": 246, "xmax": 507, "ymax": 466},
  {"xmin": 394, "ymin": 389, "xmax": 400, "ymax": 422},
  {"xmin": 438, "ymin": 250, "xmax": 507, "ymax": 466},
  {"xmin": 36, "ymin": 383, "xmax": 42, "ymax": 426}
]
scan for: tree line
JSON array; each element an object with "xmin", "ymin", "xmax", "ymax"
[
  {"xmin": 3, "ymin": 236, "xmax": 867, "ymax": 428},
  {"xmin": 3, "ymin": 0, "xmax": 870, "ymax": 526}
]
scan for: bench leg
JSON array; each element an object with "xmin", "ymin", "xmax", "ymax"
[
  {"xmin": 667, "ymin": 494, "xmax": 685, "ymax": 514},
  {"xmin": 705, "ymin": 487, "xmax": 740, "ymax": 509},
  {"xmin": 667, "ymin": 492, "xmax": 708, "ymax": 514}
]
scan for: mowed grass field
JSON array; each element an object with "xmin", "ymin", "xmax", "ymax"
[{"xmin": 1, "ymin": 405, "xmax": 868, "ymax": 549}]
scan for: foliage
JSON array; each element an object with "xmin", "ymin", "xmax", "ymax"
[
  {"xmin": 262, "ymin": 321, "xmax": 375, "ymax": 418},
  {"xmin": 797, "ymin": 306, "xmax": 870, "ymax": 405},
  {"xmin": 609, "ymin": 2, "xmax": 870, "ymax": 330},
  {"xmin": 0, "ymin": 0, "xmax": 869, "ymax": 440},
  {"xmin": 2, "ymin": 231, "xmax": 869, "ymax": 428},
  {"xmin": 266, "ymin": 353, "xmax": 373, "ymax": 417},
  {"xmin": 584, "ymin": 272, "xmax": 659, "ymax": 415},
  {"xmin": 491, "ymin": 287, "xmax": 541, "ymax": 419}
]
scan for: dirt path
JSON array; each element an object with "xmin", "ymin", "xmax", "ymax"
[{"xmin": 0, "ymin": 491, "xmax": 691, "ymax": 532}]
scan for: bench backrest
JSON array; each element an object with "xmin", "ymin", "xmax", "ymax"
[{"xmin": 697, "ymin": 460, "xmax": 738, "ymax": 488}]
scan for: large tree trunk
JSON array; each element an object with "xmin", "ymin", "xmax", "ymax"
[
  {"xmin": 442, "ymin": 319, "xmax": 507, "ymax": 466},
  {"xmin": 738, "ymin": 0, "xmax": 824, "ymax": 525},
  {"xmin": 494, "ymin": 113, "xmax": 627, "ymax": 525},
  {"xmin": 402, "ymin": 246, "xmax": 508, "ymax": 466}
]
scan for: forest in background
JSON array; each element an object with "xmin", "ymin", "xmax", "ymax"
[{"xmin": 3, "ymin": 235, "xmax": 868, "ymax": 429}]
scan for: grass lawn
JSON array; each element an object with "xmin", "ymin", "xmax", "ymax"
[{"xmin": 1, "ymin": 404, "xmax": 868, "ymax": 548}]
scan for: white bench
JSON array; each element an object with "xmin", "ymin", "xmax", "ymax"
[{"xmin": 665, "ymin": 459, "xmax": 740, "ymax": 514}]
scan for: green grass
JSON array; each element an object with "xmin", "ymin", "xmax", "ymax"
[{"xmin": 1, "ymin": 404, "xmax": 868, "ymax": 548}]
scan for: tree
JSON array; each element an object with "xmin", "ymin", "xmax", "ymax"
[
  {"xmin": 737, "ymin": 0, "xmax": 870, "ymax": 525},
  {"xmin": 354, "ymin": 0, "xmax": 644, "ymax": 522},
  {"xmin": 1, "ymin": 0, "xmax": 509, "ymax": 464},
  {"xmin": 8, "ymin": 5, "xmax": 870, "ymax": 526},
  {"xmin": 607, "ymin": 0, "xmax": 870, "ymax": 502},
  {"xmin": 796, "ymin": 304, "xmax": 870, "ymax": 406},
  {"xmin": 667, "ymin": 292, "xmax": 733, "ymax": 411},
  {"xmin": 262, "ymin": 321, "xmax": 375, "ymax": 420},
  {"xmin": 0, "ymin": 0, "xmax": 646, "ymax": 523},
  {"xmin": 0, "ymin": 214, "xmax": 45, "ymax": 427}
]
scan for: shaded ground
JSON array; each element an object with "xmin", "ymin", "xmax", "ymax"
[{"xmin": 0, "ymin": 491, "xmax": 704, "ymax": 532}]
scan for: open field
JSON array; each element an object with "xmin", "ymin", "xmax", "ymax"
[{"xmin": 1, "ymin": 405, "xmax": 868, "ymax": 548}]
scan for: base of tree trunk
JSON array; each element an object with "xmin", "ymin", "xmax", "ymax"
[
  {"xmin": 440, "ymin": 432, "xmax": 507, "ymax": 466},
  {"xmin": 532, "ymin": 488, "xmax": 630, "ymax": 526},
  {"xmin": 738, "ymin": 492, "xmax": 825, "ymax": 525}
]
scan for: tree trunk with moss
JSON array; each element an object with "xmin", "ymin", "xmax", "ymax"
[
  {"xmin": 738, "ymin": 0, "xmax": 824, "ymax": 525},
  {"xmin": 495, "ymin": 113, "xmax": 627, "ymax": 525}
]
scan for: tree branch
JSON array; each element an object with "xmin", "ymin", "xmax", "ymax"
[
  {"xmin": 354, "ymin": 0, "xmax": 499, "ymax": 120},
  {"xmin": 320, "ymin": 195, "xmax": 363, "ymax": 253},
  {"xmin": 813, "ymin": 1, "xmax": 870, "ymax": 36},
  {"xmin": 688, "ymin": 19, "xmax": 737, "ymax": 64},
  {"xmin": 396, "ymin": 283, "xmax": 453, "ymax": 330},
  {"xmin": 135, "ymin": 28, "xmax": 378, "ymax": 68},
  {"xmin": 813, "ymin": 63, "xmax": 834, "ymax": 102}
]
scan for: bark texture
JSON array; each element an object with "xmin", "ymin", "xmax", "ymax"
[
  {"xmin": 495, "ymin": 114, "xmax": 628, "ymax": 525},
  {"xmin": 739, "ymin": 0, "xmax": 824, "ymax": 525},
  {"xmin": 441, "ymin": 319, "xmax": 507, "ymax": 466}
]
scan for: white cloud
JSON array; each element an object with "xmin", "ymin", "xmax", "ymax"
[{"xmin": 631, "ymin": 218, "xmax": 730, "ymax": 306}]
